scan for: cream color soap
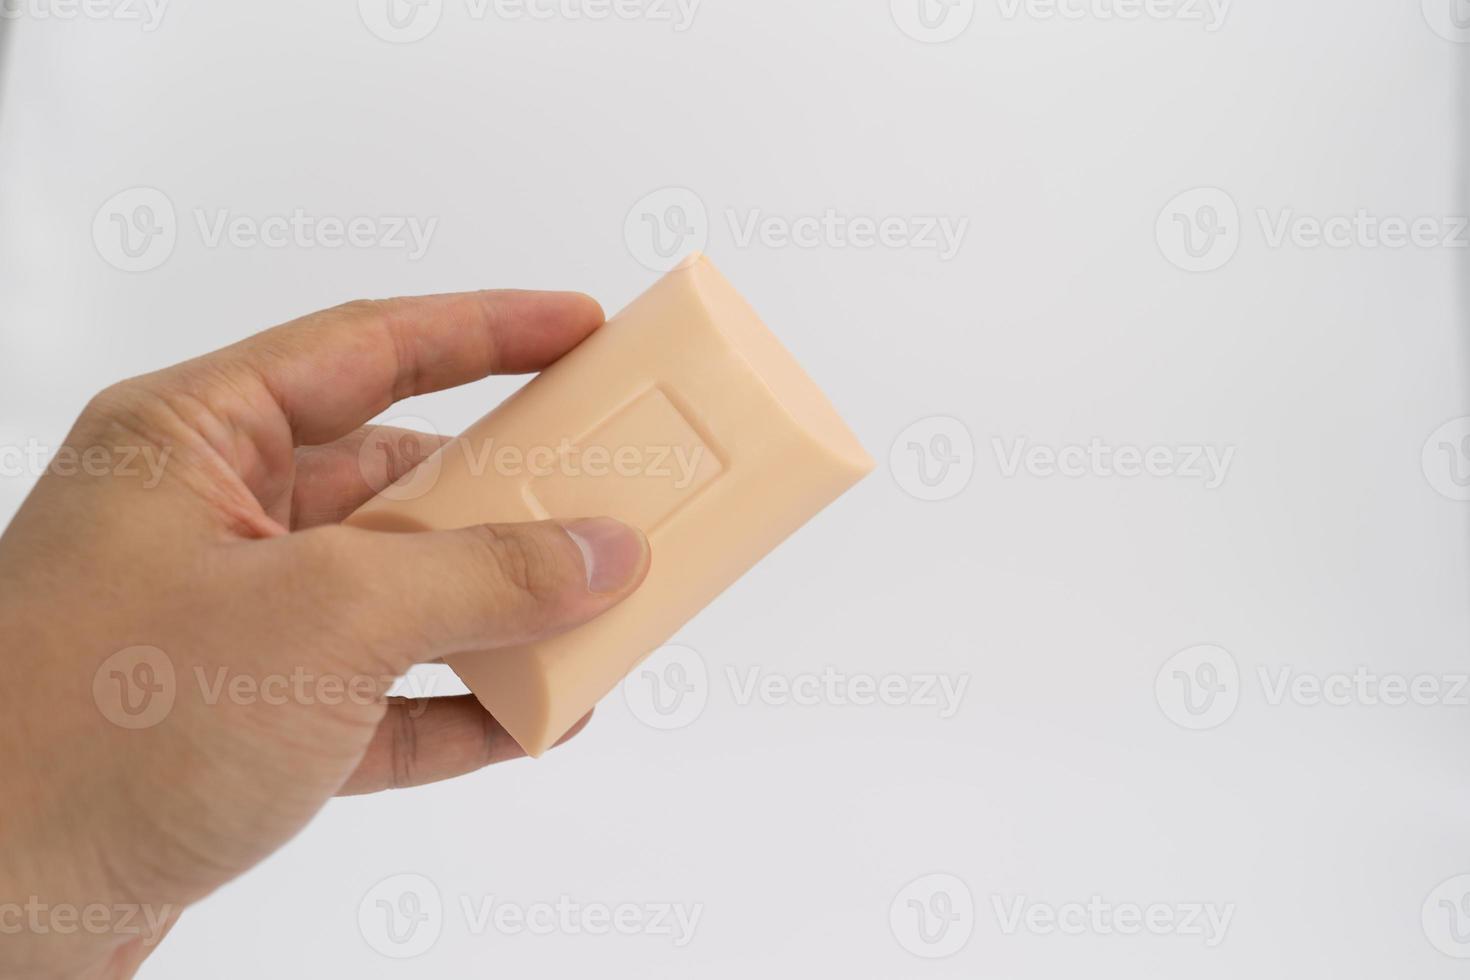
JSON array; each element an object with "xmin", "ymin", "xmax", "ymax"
[{"xmin": 347, "ymin": 254, "xmax": 873, "ymax": 755}]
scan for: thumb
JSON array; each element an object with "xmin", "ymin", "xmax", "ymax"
[{"xmin": 291, "ymin": 517, "xmax": 650, "ymax": 667}]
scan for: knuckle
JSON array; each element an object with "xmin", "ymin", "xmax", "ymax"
[
  {"xmin": 470, "ymin": 525, "xmax": 566, "ymax": 606},
  {"xmin": 75, "ymin": 379, "xmax": 177, "ymax": 453},
  {"xmin": 82, "ymin": 380, "xmax": 141, "ymax": 420},
  {"xmin": 81, "ymin": 379, "xmax": 158, "ymax": 432}
]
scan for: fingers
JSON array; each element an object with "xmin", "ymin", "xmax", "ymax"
[
  {"xmin": 213, "ymin": 289, "xmax": 604, "ymax": 446},
  {"xmin": 291, "ymin": 425, "xmax": 453, "ymax": 529},
  {"xmin": 74, "ymin": 291, "xmax": 604, "ymax": 528},
  {"xmin": 336, "ymin": 698, "xmax": 592, "ymax": 795},
  {"xmin": 290, "ymin": 517, "xmax": 650, "ymax": 668}
]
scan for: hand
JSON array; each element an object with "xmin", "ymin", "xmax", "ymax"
[{"xmin": 0, "ymin": 290, "xmax": 651, "ymax": 979}]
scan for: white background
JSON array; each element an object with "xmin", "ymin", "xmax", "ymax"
[{"xmin": 3, "ymin": 1, "xmax": 1470, "ymax": 976}]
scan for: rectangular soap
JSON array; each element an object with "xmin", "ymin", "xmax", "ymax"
[{"xmin": 346, "ymin": 254, "xmax": 873, "ymax": 756}]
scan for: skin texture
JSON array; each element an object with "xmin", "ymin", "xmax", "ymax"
[{"xmin": 0, "ymin": 291, "xmax": 651, "ymax": 979}]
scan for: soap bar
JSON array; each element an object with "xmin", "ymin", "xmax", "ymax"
[{"xmin": 346, "ymin": 254, "xmax": 873, "ymax": 755}]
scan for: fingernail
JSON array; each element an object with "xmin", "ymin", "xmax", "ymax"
[{"xmin": 561, "ymin": 518, "xmax": 647, "ymax": 595}]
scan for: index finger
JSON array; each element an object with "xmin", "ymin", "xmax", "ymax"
[{"xmin": 212, "ymin": 289, "xmax": 604, "ymax": 446}]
